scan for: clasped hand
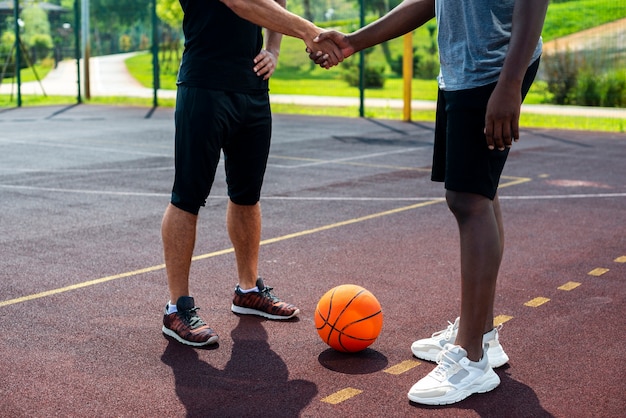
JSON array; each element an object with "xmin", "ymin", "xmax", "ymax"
[{"xmin": 305, "ymin": 30, "xmax": 354, "ymax": 69}]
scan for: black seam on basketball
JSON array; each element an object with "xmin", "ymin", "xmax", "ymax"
[{"xmin": 328, "ymin": 289, "xmax": 366, "ymax": 345}]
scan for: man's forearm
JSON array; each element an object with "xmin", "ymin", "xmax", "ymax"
[
  {"xmin": 221, "ymin": 0, "xmax": 318, "ymax": 42},
  {"xmin": 264, "ymin": 0, "xmax": 286, "ymax": 56},
  {"xmin": 349, "ymin": 0, "xmax": 435, "ymax": 53}
]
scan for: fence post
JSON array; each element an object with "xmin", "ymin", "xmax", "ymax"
[
  {"xmin": 81, "ymin": 0, "xmax": 90, "ymax": 99},
  {"xmin": 74, "ymin": 0, "xmax": 81, "ymax": 103},
  {"xmin": 13, "ymin": 0, "xmax": 22, "ymax": 107},
  {"xmin": 358, "ymin": 0, "xmax": 365, "ymax": 117},
  {"xmin": 402, "ymin": 33, "xmax": 413, "ymax": 122},
  {"xmin": 151, "ymin": 0, "xmax": 159, "ymax": 107}
]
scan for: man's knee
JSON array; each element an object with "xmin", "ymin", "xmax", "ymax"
[{"xmin": 445, "ymin": 190, "xmax": 492, "ymax": 219}]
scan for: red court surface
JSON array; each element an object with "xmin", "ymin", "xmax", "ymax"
[{"xmin": 0, "ymin": 105, "xmax": 624, "ymax": 417}]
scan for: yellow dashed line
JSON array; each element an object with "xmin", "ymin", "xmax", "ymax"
[
  {"xmin": 494, "ymin": 315, "xmax": 513, "ymax": 326},
  {"xmin": 588, "ymin": 268, "xmax": 610, "ymax": 276},
  {"xmin": 321, "ymin": 388, "xmax": 363, "ymax": 404},
  {"xmin": 614, "ymin": 256, "xmax": 626, "ymax": 263},
  {"xmin": 384, "ymin": 360, "xmax": 421, "ymax": 375},
  {"xmin": 558, "ymin": 281, "xmax": 581, "ymax": 291},
  {"xmin": 524, "ymin": 297, "xmax": 550, "ymax": 307}
]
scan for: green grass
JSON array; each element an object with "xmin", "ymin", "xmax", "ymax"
[
  {"xmin": 542, "ymin": 0, "xmax": 626, "ymax": 41},
  {"xmin": 1, "ymin": 57, "xmax": 55, "ymax": 83}
]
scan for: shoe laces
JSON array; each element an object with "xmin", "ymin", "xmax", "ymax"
[
  {"xmin": 432, "ymin": 319, "xmax": 457, "ymax": 341},
  {"xmin": 179, "ymin": 307, "xmax": 206, "ymax": 329},
  {"xmin": 259, "ymin": 285, "xmax": 281, "ymax": 303},
  {"xmin": 432, "ymin": 350, "xmax": 460, "ymax": 380}
]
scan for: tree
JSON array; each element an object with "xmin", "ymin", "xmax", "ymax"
[
  {"xmin": 156, "ymin": 0, "xmax": 183, "ymax": 72},
  {"xmin": 156, "ymin": 0, "xmax": 182, "ymax": 29},
  {"xmin": 21, "ymin": 4, "xmax": 54, "ymax": 62}
]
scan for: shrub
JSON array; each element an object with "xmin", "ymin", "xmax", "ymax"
[
  {"xmin": 542, "ymin": 49, "xmax": 579, "ymax": 104},
  {"xmin": 341, "ymin": 58, "xmax": 385, "ymax": 88},
  {"xmin": 119, "ymin": 34, "xmax": 132, "ymax": 52},
  {"xmin": 28, "ymin": 33, "xmax": 53, "ymax": 62},
  {"xmin": 574, "ymin": 69, "xmax": 601, "ymax": 106},
  {"xmin": 601, "ymin": 71, "xmax": 626, "ymax": 107}
]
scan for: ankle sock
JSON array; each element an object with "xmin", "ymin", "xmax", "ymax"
[
  {"xmin": 167, "ymin": 301, "xmax": 177, "ymax": 314},
  {"xmin": 238, "ymin": 286, "xmax": 259, "ymax": 294}
]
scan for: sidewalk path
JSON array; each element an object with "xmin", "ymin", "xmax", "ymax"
[{"xmin": 1, "ymin": 51, "xmax": 625, "ymax": 119}]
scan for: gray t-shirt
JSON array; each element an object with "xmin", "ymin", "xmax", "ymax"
[{"xmin": 435, "ymin": 0, "xmax": 542, "ymax": 91}]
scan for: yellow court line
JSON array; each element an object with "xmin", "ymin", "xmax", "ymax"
[
  {"xmin": 493, "ymin": 315, "xmax": 514, "ymax": 326},
  {"xmin": 558, "ymin": 281, "xmax": 582, "ymax": 291},
  {"xmin": 524, "ymin": 297, "xmax": 551, "ymax": 307},
  {"xmin": 588, "ymin": 267, "xmax": 610, "ymax": 276},
  {"xmin": 0, "ymin": 264, "xmax": 165, "ymax": 308},
  {"xmin": 321, "ymin": 388, "xmax": 363, "ymax": 404},
  {"xmin": 384, "ymin": 360, "xmax": 421, "ymax": 375},
  {"xmin": 1, "ymin": 200, "xmax": 442, "ymax": 308},
  {"xmin": 500, "ymin": 175, "xmax": 532, "ymax": 188}
]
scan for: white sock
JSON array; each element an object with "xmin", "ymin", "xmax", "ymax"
[
  {"xmin": 238, "ymin": 286, "xmax": 259, "ymax": 294},
  {"xmin": 167, "ymin": 301, "xmax": 177, "ymax": 314}
]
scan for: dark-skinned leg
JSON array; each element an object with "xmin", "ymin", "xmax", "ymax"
[{"xmin": 446, "ymin": 190, "xmax": 503, "ymax": 362}]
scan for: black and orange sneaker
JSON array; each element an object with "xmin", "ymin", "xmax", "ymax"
[
  {"xmin": 162, "ymin": 296, "xmax": 219, "ymax": 346},
  {"xmin": 231, "ymin": 278, "xmax": 300, "ymax": 320}
]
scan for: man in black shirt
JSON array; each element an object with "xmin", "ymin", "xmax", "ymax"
[{"xmin": 162, "ymin": 0, "xmax": 343, "ymax": 347}]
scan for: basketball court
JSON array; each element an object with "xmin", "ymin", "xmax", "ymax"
[{"xmin": 0, "ymin": 104, "xmax": 624, "ymax": 417}]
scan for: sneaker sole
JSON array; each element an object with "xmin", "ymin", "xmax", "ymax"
[
  {"xmin": 412, "ymin": 346, "xmax": 509, "ymax": 368},
  {"xmin": 162, "ymin": 326, "xmax": 219, "ymax": 347},
  {"xmin": 231, "ymin": 304, "xmax": 300, "ymax": 320},
  {"xmin": 407, "ymin": 368, "xmax": 501, "ymax": 405}
]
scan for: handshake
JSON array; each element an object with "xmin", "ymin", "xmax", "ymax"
[{"xmin": 304, "ymin": 30, "xmax": 355, "ymax": 70}]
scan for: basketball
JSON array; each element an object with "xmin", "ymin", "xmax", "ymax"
[{"xmin": 315, "ymin": 284, "xmax": 383, "ymax": 352}]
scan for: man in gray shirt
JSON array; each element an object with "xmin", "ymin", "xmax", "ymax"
[{"xmin": 311, "ymin": 0, "xmax": 548, "ymax": 406}]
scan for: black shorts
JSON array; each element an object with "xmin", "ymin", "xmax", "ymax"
[
  {"xmin": 171, "ymin": 85, "xmax": 272, "ymax": 214},
  {"xmin": 432, "ymin": 58, "xmax": 540, "ymax": 199}
]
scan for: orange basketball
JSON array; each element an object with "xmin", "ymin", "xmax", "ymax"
[{"xmin": 315, "ymin": 284, "xmax": 383, "ymax": 352}]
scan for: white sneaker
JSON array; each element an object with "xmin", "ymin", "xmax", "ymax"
[
  {"xmin": 411, "ymin": 318, "xmax": 509, "ymax": 368},
  {"xmin": 407, "ymin": 344, "xmax": 500, "ymax": 405}
]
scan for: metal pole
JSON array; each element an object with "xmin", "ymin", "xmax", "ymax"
[
  {"xmin": 151, "ymin": 0, "xmax": 159, "ymax": 107},
  {"xmin": 358, "ymin": 0, "xmax": 365, "ymax": 117},
  {"xmin": 81, "ymin": 0, "xmax": 90, "ymax": 99},
  {"xmin": 74, "ymin": 0, "xmax": 81, "ymax": 103},
  {"xmin": 13, "ymin": 0, "xmax": 21, "ymax": 107}
]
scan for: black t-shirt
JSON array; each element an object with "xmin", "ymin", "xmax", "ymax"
[{"xmin": 177, "ymin": 0, "xmax": 268, "ymax": 92}]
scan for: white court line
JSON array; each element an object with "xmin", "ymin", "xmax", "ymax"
[
  {"xmin": 274, "ymin": 147, "xmax": 423, "ymax": 168},
  {"xmin": 499, "ymin": 193, "xmax": 626, "ymax": 200},
  {"xmin": 0, "ymin": 184, "xmax": 624, "ymax": 200},
  {"xmin": 0, "ymin": 138, "xmax": 169, "ymax": 157},
  {"xmin": 0, "ymin": 167, "xmax": 173, "ymax": 173},
  {"xmin": 0, "ymin": 184, "xmax": 167, "ymax": 198}
]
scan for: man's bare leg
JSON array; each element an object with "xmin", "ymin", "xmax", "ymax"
[
  {"xmin": 227, "ymin": 200, "xmax": 261, "ymax": 290},
  {"xmin": 162, "ymin": 203, "xmax": 197, "ymax": 302},
  {"xmin": 446, "ymin": 191, "xmax": 503, "ymax": 362}
]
